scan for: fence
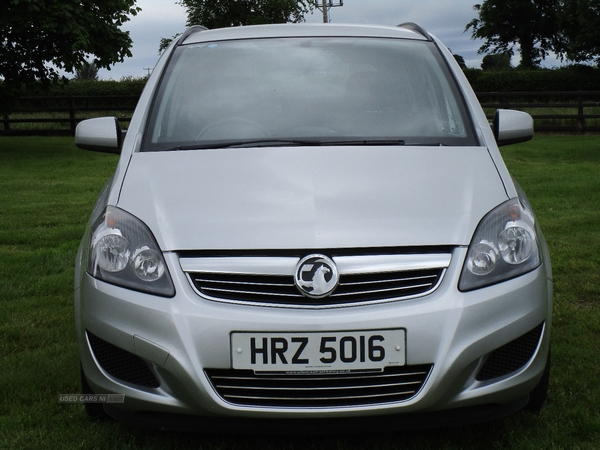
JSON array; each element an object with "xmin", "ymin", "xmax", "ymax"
[
  {"xmin": 2, "ymin": 92, "xmax": 600, "ymax": 136},
  {"xmin": 1, "ymin": 95, "xmax": 138, "ymax": 136},
  {"xmin": 476, "ymin": 91, "xmax": 600, "ymax": 133}
]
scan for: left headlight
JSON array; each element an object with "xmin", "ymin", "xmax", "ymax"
[
  {"xmin": 459, "ymin": 198, "xmax": 541, "ymax": 291},
  {"xmin": 87, "ymin": 206, "xmax": 175, "ymax": 297}
]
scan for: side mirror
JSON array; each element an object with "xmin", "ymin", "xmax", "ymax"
[
  {"xmin": 492, "ymin": 109, "xmax": 534, "ymax": 146},
  {"xmin": 75, "ymin": 117, "xmax": 124, "ymax": 154}
]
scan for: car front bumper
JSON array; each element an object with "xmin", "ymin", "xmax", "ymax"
[{"xmin": 75, "ymin": 247, "xmax": 552, "ymax": 427}]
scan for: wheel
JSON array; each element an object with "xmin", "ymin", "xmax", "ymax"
[
  {"xmin": 80, "ymin": 365, "xmax": 112, "ymax": 421},
  {"xmin": 525, "ymin": 351, "xmax": 550, "ymax": 412},
  {"xmin": 197, "ymin": 117, "xmax": 270, "ymax": 140}
]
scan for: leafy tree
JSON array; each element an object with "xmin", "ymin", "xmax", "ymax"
[
  {"xmin": 453, "ymin": 54, "xmax": 467, "ymax": 69},
  {"xmin": 466, "ymin": 0, "xmax": 560, "ymax": 69},
  {"xmin": 74, "ymin": 61, "xmax": 100, "ymax": 81},
  {"xmin": 558, "ymin": 0, "xmax": 600, "ymax": 64},
  {"xmin": 481, "ymin": 52, "xmax": 513, "ymax": 71},
  {"xmin": 159, "ymin": 35, "xmax": 180, "ymax": 54},
  {"xmin": 179, "ymin": 0, "xmax": 313, "ymax": 29},
  {"xmin": 0, "ymin": 0, "xmax": 140, "ymax": 101},
  {"xmin": 159, "ymin": 1, "xmax": 314, "ymax": 54}
]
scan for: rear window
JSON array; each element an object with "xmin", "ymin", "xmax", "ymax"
[{"xmin": 143, "ymin": 37, "xmax": 477, "ymax": 150}]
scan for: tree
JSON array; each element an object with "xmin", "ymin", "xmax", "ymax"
[
  {"xmin": 481, "ymin": 52, "xmax": 513, "ymax": 71},
  {"xmin": 558, "ymin": 0, "xmax": 600, "ymax": 64},
  {"xmin": 159, "ymin": 1, "xmax": 314, "ymax": 54},
  {"xmin": 179, "ymin": 0, "xmax": 313, "ymax": 29},
  {"xmin": 159, "ymin": 35, "xmax": 180, "ymax": 54},
  {"xmin": 466, "ymin": 0, "xmax": 560, "ymax": 69},
  {"xmin": 0, "ymin": 0, "xmax": 140, "ymax": 101},
  {"xmin": 453, "ymin": 54, "xmax": 467, "ymax": 69},
  {"xmin": 74, "ymin": 61, "xmax": 100, "ymax": 81}
]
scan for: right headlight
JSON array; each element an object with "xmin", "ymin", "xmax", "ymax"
[
  {"xmin": 87, "ymin": 206, "xmax": 175, "ymax": 297},
  {"xmin": 459, "ymin": 198, "xmax": 541, "ymax": 291}
]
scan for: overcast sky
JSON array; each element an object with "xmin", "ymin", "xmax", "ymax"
[{"xmin": 97, "ymin": 0, "xmax": 558, "ymax": 80}]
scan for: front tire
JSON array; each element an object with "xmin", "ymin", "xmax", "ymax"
[
  {"xmin": 525, "ymin": 351, "xmax": 550, "ymax": 412},
  {"xmin": 80, "ymin": 365, "xmax": 111, "ymax": 421}
]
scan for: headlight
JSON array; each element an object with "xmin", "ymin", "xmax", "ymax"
[
  {"xmin": 459, "ymin": 198, "xmax": 541, "ymax": 291},
  {"xmin": 87, "ymin": 206, "xmax": 175, "ymax": 297}
]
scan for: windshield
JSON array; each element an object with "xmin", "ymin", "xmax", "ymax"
[{"xmin": 143, "ymin": 37, "xmax": 477, "ymax": 151}]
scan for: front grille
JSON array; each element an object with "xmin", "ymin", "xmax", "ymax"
[
  {"xmin": 87, "ymin": 332, "xmax": 160, "ymax": 388},
  {"xmin": 190, "ymin": 269, "xmax": 442, "ymax": 306},
  {"xmin": 192, "ymin": 272, "xmax": 299, "ymax": 301},
  {"xmin": 205, "ymin": 365, "xmax": 432, "ymax": 408},
  {"xmin": 182, "ymin": 253, "xmax": 450, "ymax": 307},
  {"xmin": 476, "ymin": 323, "xmax": 544, "ymax": 381}
]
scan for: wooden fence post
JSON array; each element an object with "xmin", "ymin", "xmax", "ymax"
[
  {"xmin": 577, "ymin": 95, "xmax": 584, "ymax": 133},
  {"xmin": 2, "ymin": 111, "xmax": 9, "ymax": 132},
  {"xmin": 69, "ymin": 97, "xmax": 77, "ymax": 132}
]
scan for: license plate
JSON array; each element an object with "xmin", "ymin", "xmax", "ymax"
[{"xmin": 231, "ymin": 329, "xmax": 405, "ymax": 372}]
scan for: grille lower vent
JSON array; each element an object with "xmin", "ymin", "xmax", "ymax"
[
  {"xmin": 205, "ymin": 365, "xmax": 432, "ymax": 408},
  {"xmin": 87, "ymin": 332, "xmax": 160, "ymax": 388},
  {"xmin": 476, "ymin": 323, "xmax": 544, "ymax": 381},
  {"xmin": 182, "ymin": 253, "xmax": 450, "ymax": 307}
]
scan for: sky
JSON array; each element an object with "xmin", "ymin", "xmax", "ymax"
[{"xmin": 97, "ymin": 0, "xmax": 560, "ymax": 80}]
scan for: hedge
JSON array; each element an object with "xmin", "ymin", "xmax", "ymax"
[
  {"xmin": 12, "ymin": 78, "xmax": 148, "ymax": 98},
  {"xmin": 48, "ymin": 78, "xmax": 148, "ymax": 97},
  {"xmin": 464, "ymin": 66, "xmax": 600, "ymax": 92}
]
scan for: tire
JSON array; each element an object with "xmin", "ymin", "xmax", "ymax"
[
  {"xmin": 80, "ymin": 365, "xmax": 112, "ymax": 421},
  {"xmin": 525, "ymin": 351, "xmax": 550, "ymax": 412}
]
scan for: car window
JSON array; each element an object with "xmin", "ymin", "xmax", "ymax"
[{"xmin": 143, "ymin": 37, "xmax": 477, "ymax": 150}]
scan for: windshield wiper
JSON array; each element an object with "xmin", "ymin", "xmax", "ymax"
[
  {"xmin": 168, "ymin": 139, "xmax": 322, "ymax": 151},
  {"xmin": 230, "ymin": 138, "xmax": 406, "ymax": 148},
  {"xmin": 229, "ymin": 139, "xmax": 326, "ymax": 148},
  {"xmin": 168, "ymin": 138, "xmax": 405, "ymax": 151},
  {"xmin": 321, "ymin": 139, "xmax": 405, "ymax": 146}
]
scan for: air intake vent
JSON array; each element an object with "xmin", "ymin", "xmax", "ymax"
[
  {"xmin": 87, "ymin": 332, "xmax": 160, "ymax": 388},
  {"xmin": 476, "ymin": 323, "xmax": 544, "ymax": 382},
  {"xmin": 205, "ymin": 365, "xmax": 432, "ymax": 408}
]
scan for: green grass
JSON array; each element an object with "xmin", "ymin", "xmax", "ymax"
[{"xmin": 0, "ymin": 135, "xmax": 599, "ymax": 449}]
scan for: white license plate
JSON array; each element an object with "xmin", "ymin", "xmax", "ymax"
[{"xmin": 231, "ymin": 329, "xmax": 405, "ymax": 372}]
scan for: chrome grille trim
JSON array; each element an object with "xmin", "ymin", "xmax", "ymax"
[
  {"xmin": 332, "ymin": 282, "xmax": 435, "ymax": 297},
  {"xmin": 334, "ymin": 254, "xmax": 451, "ymax": 274},
  {"xmin": 201, "ymin": 286, "xmax": 302, "ymax": 298},
  {"xmin": 205, "ymin": 365, "xmax": 433, "ymax": 408},
  {"xmin": 180, "ymin": 256, "xmax": 299, "ymax": 275},
  {"xmin": 342, "ymin": 273, "xmax": 438, "ymax": 286},
  {"xmin": 181, "ymin": 253, "xmax": 450, "ymax": 308}
]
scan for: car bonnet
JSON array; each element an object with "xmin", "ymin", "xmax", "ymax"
[{"xmin": 116, "ymin": 145, "xmax": 508, "ymax": 251}]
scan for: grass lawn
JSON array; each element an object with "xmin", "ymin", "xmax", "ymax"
[{"xmin": 0, "ymin": 135, "xmax": 599, "ymax": 449}]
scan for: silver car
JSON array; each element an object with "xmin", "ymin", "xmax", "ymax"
[{"xmin": 74, "ymin": 23, "xmax": 552, "ymax": 432}]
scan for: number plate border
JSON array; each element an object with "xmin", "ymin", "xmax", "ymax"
[{"xmin": 230, "ymin": 329, "xmax": 406, "ymax": 373}]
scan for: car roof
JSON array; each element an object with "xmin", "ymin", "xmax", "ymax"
[{"xmin": 181, "ymin": 23, "xmax": 431, "ymax": 45}]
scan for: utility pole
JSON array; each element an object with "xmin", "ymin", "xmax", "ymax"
[{"xmin": 315, "ymin": 0, "xmax": 343, "ymax": 23}]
